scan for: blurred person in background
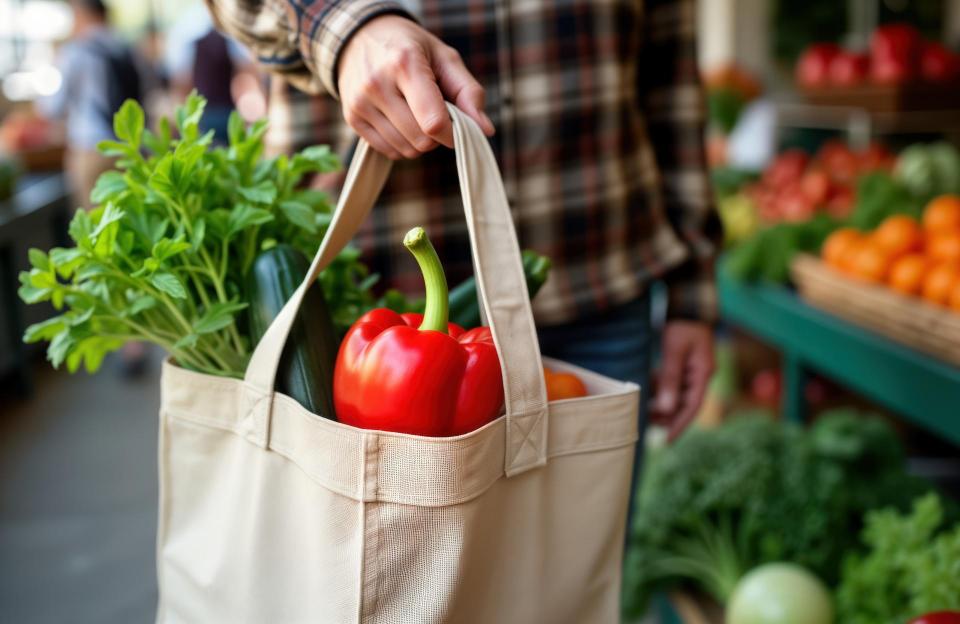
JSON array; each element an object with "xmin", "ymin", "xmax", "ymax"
[
  {"xmin": 38, "ymin": 0, "xmax": 149, "ymax": 374},
  {"xmin": 37, "ymin": 0, "xmax": 144, "ymax": 210},
  {"xmin": 204, "ymin": 0, "xmax": 718, "ymax": 457},
  {"xmin": 164, "ymin": 3, "xmax": 263, "ymax": 143},
  {"xmin": 136, "ymin": 20, "xmax": 173, "ymax": 116}
]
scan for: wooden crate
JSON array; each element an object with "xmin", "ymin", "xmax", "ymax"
[
  {"xmin": 799, "ymin": 82, "xmax": 960, "ymax": 112},
  {"xmin": 791, "ymin": 254, "xmax": 960, "ymax": 367},
  {"xmin": 16, "ymin": 144, "xmax": 66, "ymax": 172}
]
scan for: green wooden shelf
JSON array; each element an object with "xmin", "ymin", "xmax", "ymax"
[{"xmin": 718, "ymin": 263, "xmax": 960, "ymax": 445}]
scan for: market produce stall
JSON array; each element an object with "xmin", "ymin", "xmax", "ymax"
[
  {"xmin": 651, "ymin": 8, "xmax": 960, "ymax": 612},
  {"xmin": 785, "ymin": 22, "xmax": 960, "ymax": 149},
  {"xmin": 716, "ymin": 137, "xmax": 960, "ymax": 440}
]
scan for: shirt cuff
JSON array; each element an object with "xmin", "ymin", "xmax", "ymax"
[
  {"xmin": 664, "ymin": 259, "xmax": 718, "ymax": 324},
  {"xmin": 307, "ymin": 1, "xmax": 415, "ymax": 97}
]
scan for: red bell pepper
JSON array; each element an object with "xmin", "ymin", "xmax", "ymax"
[
  {"xmin": 333, "ymin": 227, "xmax": 505, "ymax": 436},
  {"xmin": 909, "ymin": 612, "xmax": 960, "ymax": 624}
]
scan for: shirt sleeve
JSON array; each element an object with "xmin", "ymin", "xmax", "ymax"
[
  {"xmin": 638, "ymin": 0, "xmax": 721, "ymax": 323},
  {"xmin": 203, "ymin": 0, "xmax": 413, "ymax": 97}
]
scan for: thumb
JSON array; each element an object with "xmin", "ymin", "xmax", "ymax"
[{"xmin": 431, "ymin": 45, "xmax": 494, "ymax": 136}]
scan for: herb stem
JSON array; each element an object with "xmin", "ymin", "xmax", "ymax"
[
  {"xmin": 181, "ymin": 265, "xmax": 213, "ymax": 310},
  {"xmin": 219, "ymin": 239, "xmax": 229, "ymax": 282},
  {"xmin": 96, "ymin": 315, "xmax": 176, "ymax": 342},
  {"xmin": 137, "ymin": 308, "xmax": 242, "ymax": 374},
  {"xmin": 198, "ymin": 339, "xmax": 233, "ymax": 371}
]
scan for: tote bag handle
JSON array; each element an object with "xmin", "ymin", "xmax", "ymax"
[{"xmin": 243, "ymin": 104, "xmax": 548, "ymax": 477}]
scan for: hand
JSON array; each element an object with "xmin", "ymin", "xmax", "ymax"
[
  {"xmin": 651, "ymin": 321, "xmax": 715, "ymax": 442},
  {"xmin": 337, "ymin": 15, "xmax": 494, "ymax": 160}
]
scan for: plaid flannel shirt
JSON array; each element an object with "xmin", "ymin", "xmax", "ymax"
[{"xmin": 206, "ymin": 0, "xmax": 721, "ymax": 324}]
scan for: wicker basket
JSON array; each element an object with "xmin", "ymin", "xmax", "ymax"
[{"xmin": 791, "ymin": 254, "xmax": 960, "ymax": 367}]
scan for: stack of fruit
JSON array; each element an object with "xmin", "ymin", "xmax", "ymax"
[
  {"xmin": 796, "ymin": 23, "xmax": 960, "ymax": 88},
  {"xmin": 744, "ymin": 142, "xmax": 894, "ymax": 223},
  {"xmin": 821, "ymin": 194, "xmax": 960, "ymax": 311}
]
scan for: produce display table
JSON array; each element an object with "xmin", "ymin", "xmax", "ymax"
[
  {"xmin": 656, "ymin": 265, "xmax": 960, "ymax": 622},
  {"xmin": 717, "ymin": 263, "xmax": 960, "ymax": 446},
  {"xmin": 0, "ymin": 174, "xmax": 69, "ymax": 392}
]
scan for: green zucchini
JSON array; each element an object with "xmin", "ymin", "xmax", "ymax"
[
  {"xmin": 448, "ymin": 250, "xmax": 552, "ymax": 328},
  {"xmin": 247, "ymin": 245, "xmax": 338, "ymax": 420}
]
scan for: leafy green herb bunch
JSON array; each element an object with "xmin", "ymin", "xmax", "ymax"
[{"xmin": 19, "ymin": 93, "xmax": 343, "ymax": 377}]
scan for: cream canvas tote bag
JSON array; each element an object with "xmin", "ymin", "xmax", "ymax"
[{"xmin": 156, "ymin": 104, "xmax": 640, "ymax": 624}]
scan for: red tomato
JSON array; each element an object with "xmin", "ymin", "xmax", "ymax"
[
  {"xmin": 826, "ymin": 186, "xmax": 855, "ymax": 218},
  {"xmin": 800, "ymin": 168, "xmax": 831, "ymax": 206},
  {"xmin": 920, "ymin": 42, "xmax": 960, "ymax": 83},
  {"xmin": 872, "ymin": 58, "xmax": 913, "ymax": 84},
  {"xmin": 755, "ymin": 190, "xmax": 781, "ymax": 223},
  {"xmin": 817, "ymin": 141, "xmax": 859, "ymax": 183},
  {"xmin": 751, "ymin": 369, "xmax": 781, "ymax": 406},
  {"xmin": 908, "ymin": 612, "xmax": 960, "ymax": 624},
  {"xmin": 816, "ymin": 139, "xmax": 849, "ymax": 163},
  {"xmin": 763, "ymin": 150, "xmax": 809, "ymax": 188},
  {"xmin": 829, "ymin": 51, "xmax": 870, "ymax": 86},
  {"xmin": 779, "ymin": 183, "xmax": 817, "ymax": 222},
  {"xmin": 859, "ymin": 142, "xmax": 895, "ymax": 173},
  {"xmin": 871, "ymin": 23, "xmax": 921, "ymax": 62},
  {"xmin": 871, "ymin": 24, "xmax": 920, "ymax": 84},
  {"xmin": 796, "ymin": 43, "xmax": 841, "ymax": 88}
]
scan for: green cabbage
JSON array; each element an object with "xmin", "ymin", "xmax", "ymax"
[
  {"xmin": 727, "ymin": 563, "xmax": 833, "ymax": 624},
  {"xmin": 895, "ymin": 142, "xmax": 960, "ymax": 199}
]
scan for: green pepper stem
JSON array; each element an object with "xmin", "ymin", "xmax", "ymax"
[{"xmin": 403, "ymin": 227, "xmax": 448, "ymax": 333}]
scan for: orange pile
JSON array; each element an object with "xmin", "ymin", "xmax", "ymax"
[{"xmin": 820, "ymin": 194, "xmax": 960, "ymax": 312}]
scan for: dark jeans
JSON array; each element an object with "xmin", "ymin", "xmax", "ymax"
[
  {"xmin": 538, "ymin": 294, "xmax": 653, "ymax": 540},
  {"xmin": 200, "ymin": 106, "xmax": 234, "ymax": 145}
]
